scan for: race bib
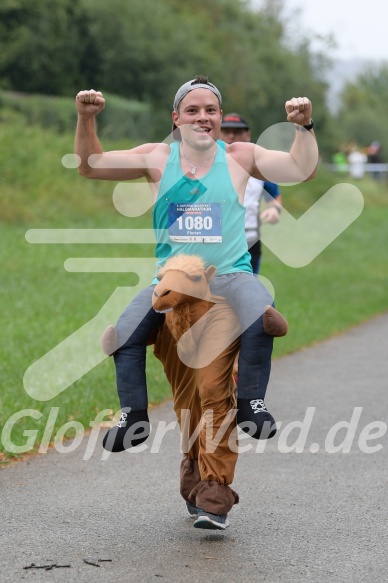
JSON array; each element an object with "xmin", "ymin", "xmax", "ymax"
[{"xmin": 168, "ymin": 202, "xmax": 222, "ymax": 243}]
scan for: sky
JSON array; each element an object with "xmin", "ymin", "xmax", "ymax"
[{"xmin": 280, "ymin": 0, "xmax": 388, "ymax": 62}]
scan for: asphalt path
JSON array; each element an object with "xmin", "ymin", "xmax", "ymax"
[{"xmin": 1, "ymin": 314, "xmax": 387, "ymax": 582}]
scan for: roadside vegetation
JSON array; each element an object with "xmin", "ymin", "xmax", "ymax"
[
  {"xmin": 1, "ymin": 0, "xmax": 388, "ymax": 462},
  {"xmin": 1, "ymin": 115, "xmax": 387, "ymax": 462}
]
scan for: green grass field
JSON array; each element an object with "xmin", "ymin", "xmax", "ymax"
[{"xmin": 1, "ymin": 116, "xmax": 387, "ymax": 462}]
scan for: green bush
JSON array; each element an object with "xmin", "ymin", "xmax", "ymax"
[
  {"xmin": 0, "ymin": 91, "xmax": 75, "ymax": 133},
  {"xmin": 97, "ymin": 93, "xmax": 152, "ymax": 141},
  {"xmin": 0, "ymin": 90, "xmax": 153, "ymax": 142}
]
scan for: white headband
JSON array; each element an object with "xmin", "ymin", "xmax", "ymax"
[{"xmin": 173, "ymin": 79, "xmax": 222, "ymax": 111}]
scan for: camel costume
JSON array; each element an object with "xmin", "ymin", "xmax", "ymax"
[
  {"xmin": 102, "ymin": 254, "xmax": 287, "ymax": 515},
  {"xmin": 152, "ymin": 255, "xmax": 241, "ymax": 515},
  {"xmin": 151, "ymin": 255, "xmax": 286, "ymax": 515}
]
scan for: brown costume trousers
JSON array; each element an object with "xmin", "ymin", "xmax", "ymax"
[{"xmin": 153, "ymin": 296, "xmax": 241, "ymax": 515}]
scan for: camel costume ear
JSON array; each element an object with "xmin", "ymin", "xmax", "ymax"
[{"xmin": 205, "ymin": 265, "xmax": 217, "ymax": 282}]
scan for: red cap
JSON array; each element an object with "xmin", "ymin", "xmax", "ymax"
[{"xmin": 221, "ymin": 113, "xmax": 249, "ymax": 129}]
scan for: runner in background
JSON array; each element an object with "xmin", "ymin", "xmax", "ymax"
[{"xmin": 221, "ymin": 113, "xmax": 283, "ymax": 274}]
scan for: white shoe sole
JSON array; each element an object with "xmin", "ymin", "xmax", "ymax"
[{"xmin": 193, "ymin": 516, "xmax": 229, "ymax": 530}]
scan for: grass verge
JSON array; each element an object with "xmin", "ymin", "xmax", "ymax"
[{"xmin": 1, "ymin": 119, "xmax": 387, "ymax": 462}]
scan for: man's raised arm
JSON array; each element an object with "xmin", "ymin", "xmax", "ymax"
[
  {"xmin": 74, "ymin": 89, "xmax": 152, "ymax": 181},
  {"xmin": 251, "ymin": 96, "xmax": 319, "ymax": 185}
]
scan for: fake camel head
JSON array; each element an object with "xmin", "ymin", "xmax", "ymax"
[
  {"xmin": 152, "ymin": 253, "xmax": 288, "ymax": 342},
  {"xmin": 101, "ymin": 253, "xmax": 288, "ymax": 357},
  {"xmin": 152, "ymin": 254, "xmax": 217, "ymax": 341}
]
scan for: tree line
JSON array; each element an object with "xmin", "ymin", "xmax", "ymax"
[{"xmin": 1, "ymin": 0, "xmax": 388, "ymax": 158}]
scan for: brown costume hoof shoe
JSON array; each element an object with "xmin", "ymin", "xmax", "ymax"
[{"xmin": 263, "ymin": 305, "xmax": 288, "ymax": 337}]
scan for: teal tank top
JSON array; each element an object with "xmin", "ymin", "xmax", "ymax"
[{"xmin": 152, "ymin": 140, "xmax": 252, "ymax": 282}]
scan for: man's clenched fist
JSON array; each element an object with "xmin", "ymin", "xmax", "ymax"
[
  {"xmin": 285, "ymin": 96, "xmax": 312, "ymax": 126},
  {"xmin": 75, "ymin": 89, "xmax": 105, "ymax": 117}
]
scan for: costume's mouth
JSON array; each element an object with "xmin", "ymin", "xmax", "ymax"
[{"xmin": 154, "ymin": 307, "xmax": 173, "ymax": 314}]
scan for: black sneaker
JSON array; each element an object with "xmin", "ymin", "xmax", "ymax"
[
  {"xmin": 186, "ymin": 502, "xmax": 200, "ymax": 518},
  {"xmin": 193, "ymin": 510, "xmax": 229, "ymax": 530},
  {"xmin": 102, "ymin": 409, "xmax": 150, "ymax": 452},
  {"xmin": 237, "ymin": 398, "xmax": 277, "ymax": 440}
]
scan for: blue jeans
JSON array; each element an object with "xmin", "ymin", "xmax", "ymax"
[
  {"xmin": 114, "ymin": 286, "xmax": 164, "ymax": 410},
  {"xmin": 209, "ymin": 273, "xmax": 274, "ymax": 400},
  {"xmin": 113, "ymin": 273, "xmax": 274, "ymax": 410}
]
